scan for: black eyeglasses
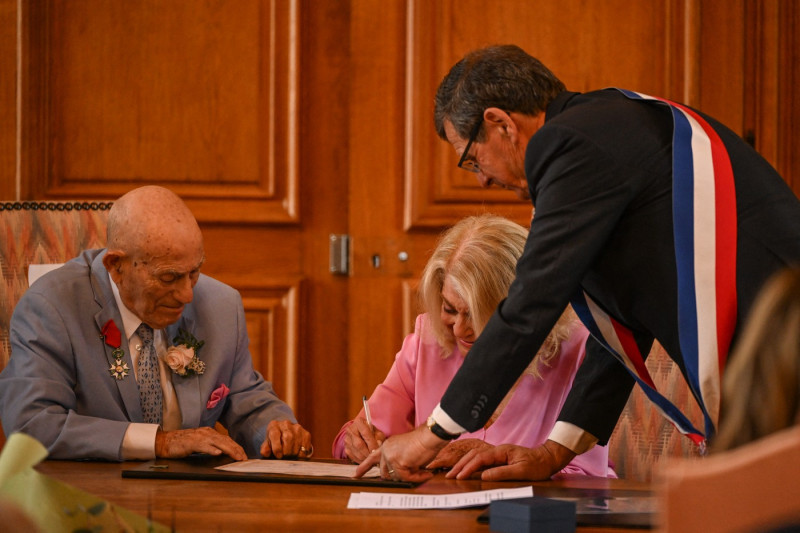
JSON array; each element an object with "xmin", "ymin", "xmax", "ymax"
[{"xmin": 457, "ymin": 117, "xmax": 484, "ymax": 173}]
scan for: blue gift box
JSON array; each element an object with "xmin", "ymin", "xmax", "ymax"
[{"xmin": 490, "ymin": 496, "xmax": 577, "ymax": 533}]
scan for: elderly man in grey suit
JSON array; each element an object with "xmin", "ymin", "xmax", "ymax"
[{"xmin": 0, "ymin": 185, "xmax": 312, "ymax": 461}]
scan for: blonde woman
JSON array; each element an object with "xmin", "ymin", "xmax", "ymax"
[
  {"xmin": 713, "ymin": 266, "xmax": 800, "ymax": 452},
  {"xmin": 332, "ymin": 214, "xmax": 614, "ymax": 477}
]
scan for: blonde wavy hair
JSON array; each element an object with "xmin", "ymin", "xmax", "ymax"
[
  {"xmin": 418, "ymin": 214, "xmax": 576, "ymax": 378},
  {"xmin": 713, "ymin": 266, "xmax": 800, "ymax": 452}
]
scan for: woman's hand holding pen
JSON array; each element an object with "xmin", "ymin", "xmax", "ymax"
[
  {"xmin": 355, "ymin": 425, "xmax": 445, "ymax": 482},
  {"xmin": 343, "ymin": 417, "xmax": 386, "ymax": 463}
]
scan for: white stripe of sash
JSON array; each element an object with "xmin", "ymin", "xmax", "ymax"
[{"xmin": 688, "ymin": 113, "xmax": 722, "ymax": 425}]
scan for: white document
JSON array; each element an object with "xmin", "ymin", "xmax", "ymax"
[
  {"xmin": 215, "ymin": 459, "xmax": 380, "ymax": 478},
  {"xmin": 347, "ymin": 486, "xmax": 533, "ymax": 509}
]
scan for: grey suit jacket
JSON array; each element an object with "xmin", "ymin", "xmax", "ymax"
[{"xmin": 0, "ymin": 249, "xmax": 296, "ymax": 460}]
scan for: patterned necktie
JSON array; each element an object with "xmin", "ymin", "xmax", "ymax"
[{"xmin": 136, "ymin": 323, "xmax": 162, "ymax": 425}]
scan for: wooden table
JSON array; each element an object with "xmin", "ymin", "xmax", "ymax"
[{"xmin": 36, "ymin": 460, "xmax": 653, "ymax": 532}]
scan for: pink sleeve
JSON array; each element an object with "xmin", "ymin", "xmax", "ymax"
[
  {"xmin": 556, "ymin": 325, "xmax": 616, "ymax": 478},
  {"xmin": 330, "ymin": 315, "xmax": 425, "ymax": 459},
  {"xmin": 559, "ymin": 443, "xmax": 618, "ymax": 478}
]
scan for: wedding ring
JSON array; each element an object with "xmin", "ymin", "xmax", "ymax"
[{"xmin": 299, "ymin": 445, "xmax": 314, "ymax": 457}]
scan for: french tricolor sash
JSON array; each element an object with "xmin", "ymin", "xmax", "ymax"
[{"xmin": 571, "ymin": 89, "xmax": 738, "ymax": 449}]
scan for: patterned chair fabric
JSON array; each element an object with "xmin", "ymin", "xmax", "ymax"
[
  {"xmin": 0, "ymin": 201, "xmax": 112, "ymax": 447},
  {"xmin": 0, "ymin": 201, "xmax": 112, "ymax": 368},
  {"xmin": 0, "ymin": 202, "xmax": 111, "ymax": 370},
  {"xmin": 608, "ymin": 342, "xmax": 704, "ymax": 482}
]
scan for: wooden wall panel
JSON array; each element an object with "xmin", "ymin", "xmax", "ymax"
[
  {"xmin": 21, "ymin": 0, "xmax": 298, "ymax": 224},
  {"xmin": 290, "ymin": 0, "xmax": 351, "ymax": 450},
  {"xmin": 241, "ymin": 280, "xmax": 301, "ymax": 410},
  {"xmin": 0, "ymin": 0, "xmax": 15, "ymax": 199},
  {"xmin": 4, "ymin": 0, "xmax": 354, "ymax": 454},
  {"xmin": 405, "ymin": 0, "xmax": 687, "ymax": 229},
  {"xmin": 779, "ymin": 1, "xmax": 800, "ymax": 193},
  {"xmin": 401, "ymin": 279, "xmax": 420, "ymax": 338},
  {"xmin": 745, "ymin": 0, "xmax": 800, "ymax": 194},
  {"xmin": 347, "ymin": 0, "xmax": 414, "ymax": 417},
  {"xmin": 695, "ymin": 0, "xmax": 746, "ymax": 136}
]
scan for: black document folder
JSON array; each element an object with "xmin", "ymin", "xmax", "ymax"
[{"xmin": 121, "ymin": 455, "xmax": 416, "ymax": 488}]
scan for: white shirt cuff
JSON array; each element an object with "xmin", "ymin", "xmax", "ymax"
[
  {"xmin": 121, "ymin": 423, "xmax": 160, "ymax": 460},
  {"xmin": 431, "ymin": 404, "xmax": 466, "ymax": 435},
  {"xmin": 548, "ymin": 421, "xmax": 598, "ymax": 455}
]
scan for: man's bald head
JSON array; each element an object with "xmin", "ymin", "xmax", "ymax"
[{"xmin": 107, "ymin": 185, "xmax": 203, "ymax": 260}]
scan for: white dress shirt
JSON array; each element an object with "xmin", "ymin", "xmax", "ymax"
[
  {"xmin": 433, "ymin": 403, "xmax": 598, "ymax": 455},
  {"xmin": 109, "ymin": 275, "xmax": 182, "ymax": 459}
]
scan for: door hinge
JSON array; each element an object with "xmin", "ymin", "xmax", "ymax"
[{"xmin": 329, "ymin": 234, "xmax": 350, "ymax": 275}]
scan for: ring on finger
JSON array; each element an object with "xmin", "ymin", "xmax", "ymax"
[{"xmin": 299, "ymin": 445, "xmax": 314, "ymax": 457}]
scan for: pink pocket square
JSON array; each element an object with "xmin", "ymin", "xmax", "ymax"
[{"xmin": 206, "ymin": 384, "xmax": 230, "ymax": 409}]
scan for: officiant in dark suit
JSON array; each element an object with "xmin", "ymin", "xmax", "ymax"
[
  {"xmin": 357, "ymin": 44, "xmax": 800, "ymax": 482},
  {"xmin": 0, "ymin": 185, "xmax": 312, "ymax": 461}
]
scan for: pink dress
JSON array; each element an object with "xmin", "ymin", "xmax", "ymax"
[{"xmin": 332, "ymin": 313, "xmax": 615, "ymax": 477}]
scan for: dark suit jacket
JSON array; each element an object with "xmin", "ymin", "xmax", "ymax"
[
  {"xmin": 0, "ymin": 249, "xmax": 296, "ymax": 460},
  {"xmin": 440, "ymin": 89, "xmax": 800, "ymax": 444}
]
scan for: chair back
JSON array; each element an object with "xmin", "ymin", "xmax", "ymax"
[
  {"xmin": 657, "ymin": 425, "xmax": 800, "ymax": 532},
  {"xmin": 608, "ymin": 342, "xmax": 704, "ymax": 481},
  {"xmin": 0, "ymin": 201, "xmax": 112, "ymax": 448}
]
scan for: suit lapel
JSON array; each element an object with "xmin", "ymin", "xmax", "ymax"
[
  {"xmin": 166, "ymin": 318, "xmax": 202, "ymax": 428},
  {"xmin": 91, "ymin": 252, "xmax": 144, "ymax": 422}
]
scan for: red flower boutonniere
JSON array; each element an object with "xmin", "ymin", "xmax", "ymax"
[
  {"xmin": 101, "ymin": 319, "xmax": 129, "ymax": 380},
  {"xmin": 165, "ymin": 328, "xmax": 206, "ymax": 377}
]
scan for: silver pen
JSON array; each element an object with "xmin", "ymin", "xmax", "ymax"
[{"xmin": 362, "ymin": 395, "xmax": 373, "ymax": 429}]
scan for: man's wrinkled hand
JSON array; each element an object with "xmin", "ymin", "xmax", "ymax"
[
  {"xmin": 344, "ymin": 417, "xmax": 386, "ymax": 464},
  {"xmin": 426, "ymin": 438, "xmax": 492, "ymax": 470},
  {"xmin": 445, "ymin": 440, "xmax": 575, "ymax": 481},
  {"xmin": 155, "ymin": 427, "xmax": 247, "ymax": 461},
  {"xmin": 260, "ymin": 419, "xmax": 313, "ymax": 459}
]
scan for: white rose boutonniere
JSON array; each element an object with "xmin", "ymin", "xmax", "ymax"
[
  {"xmin": 166, "ymin": 328, "xmax": 206, "ymax": 377},
  {"xmin": 165, "ymin": 345, "xmax": 195, "ymax": 375}
]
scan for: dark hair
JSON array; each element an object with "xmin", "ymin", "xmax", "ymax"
[{"xmin": 433, "ymin": 44, "xmax": 566, "ymax": 141}]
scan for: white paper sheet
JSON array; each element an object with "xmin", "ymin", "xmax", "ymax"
[
  {"xmin": 347, "ymin": 486, "xmax": 533, "ymax": 509},
  {"xmin": 215, "ymin": 459, "xmax": 380, "ymax": 478}
]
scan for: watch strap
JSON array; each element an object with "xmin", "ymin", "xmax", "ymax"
[{"xmin": 427, "ymin": 416, "xmax": 459, "ymax": 440}]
